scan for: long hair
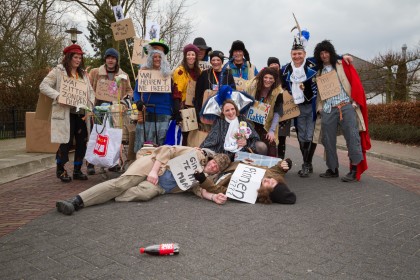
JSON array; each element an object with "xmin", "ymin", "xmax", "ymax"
[
  {"xmin": 61, "ymin": 53, "xmax": 85, "ymax": 78},
  {"xmin": 255, "ymin": 67, "xmax": 280, "ymax": 100},
  {"xmin": 181, "ymin": 53, "xmax": 201, "ymax": 80},
  {"xmin": 220, "ymin": 99, "xmax": 239, "ymax": 119},
  {"xmin": 143, "ymin": 49, "xmax": 172, "ymax": 77},
  {"xmin": 313, "ymin": 40, "xmax": 338, "ymax": 70}
]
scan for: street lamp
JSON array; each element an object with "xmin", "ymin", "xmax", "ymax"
[
  {"xmin": 65, "ymin": 27, "xmax": 82, "ymax": 44},
  {"xmin": 402, "ymin": 43, "xmax": 407, "ymax": 59}
]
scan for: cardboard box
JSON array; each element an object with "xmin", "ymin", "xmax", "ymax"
[
  {"xmin": 25, "ymin": 112, "xmax": 59, "ymax": 153},
  {"xmin": 180, "ymin": 108, "xmax": 198, "ymax": 132}
]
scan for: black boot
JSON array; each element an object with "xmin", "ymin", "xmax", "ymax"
[
  {"xmin": 320, "ymin": 168, "xmax": 339, "ymax": 178},
  {"xmin": 73, "ymin": 165, "xmax": 88, "ymax": 180},
  {"xmin": 306, "ymin": 142, "xmax": 317, "ymax": 174},
  {"xmin": 87, "ymin": 163, "xmax": 95, "ymax": 175},
  {"xmin": 298, "ymin": 142, "xmax": 311, "ymax": 178},
  {"xmin": 56, "ymin": 195, "xmax": 84, "ymax": 215},
  {"xmin": 341, "ymin": 165, "xmax": 358, "ymax": 182},
  {"xmin": 56, "ymin": 163, "xmax": 72, "ymax": 183}
]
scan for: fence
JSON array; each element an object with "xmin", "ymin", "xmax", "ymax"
[{"xmin": 0, "ymin": 108, "xmax": 33, "ymax": 139}]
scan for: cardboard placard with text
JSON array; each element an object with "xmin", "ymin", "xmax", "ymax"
[
  {"xmin": 316, "ymin": 70, "xmax": 341, "ymax": 100},
  {"xmin": 185, "ymin": 80, "xmax": 196, "ymax": 106},
  {"xmin": 280, "ymin": 92, "xmax": 300, "ymax": 122},
  {"xmin": 246, "ymin": 101, "xmax": 270, "ymax": 125},
  {"xmin": 111, "ymin": 18, "xmax": 136, "ymax": 41},
  {"xmin": 57, "ymin": 75, "xmax": 88, "ymax": 108},
  {"xmin": 131, "ymin": 38, "xmax": 148, "ymax": 65},
  {"xmin": 226, "ymin": 163, "xmax": 266, "ymax": 204},
  {"xmin": 180, "ymin": 108, "xmax": 198, "ymax": 132},
  {"xmin": 137, "ymin": 70, "xmax": 171, "ymax": 93},
  {"xmin": 168, "ymin": 151, "xmax": 201, "ymax": 190},
  {"xmin": 95, "ymin": 79, "xmax": 118, "ymax": 102},
  {"xmin": 198, "ymin": 61, "xmax": 211, "ymax": 71}
]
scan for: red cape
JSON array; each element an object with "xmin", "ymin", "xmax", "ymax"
[{"xmin": 342, "ymin": 62, "xmax": 371, "ymax": 180}]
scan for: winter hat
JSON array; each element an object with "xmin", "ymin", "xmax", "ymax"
[
  {"xmin": 104, "ymin": 48, "xmax": 119, "ymax": 60},
  {"xmin": 148, "ymin": 39, "xmax": 170, "ymax": 54},
  {"xmin": 63, "ymin": 44, "xmax": 84, "ymax": 55},
  {"xmin": 229, "ymin": 40, "xmax": 251, "ymax": 64},
  {"xmin": 193, "ymin": 37, "xmax": 211, "ymax": 51},
  {"xmin": 211, "ymin": 153, "xmax": 231, "ymax": 172},
  {"xmin": 183, "ymin": 44, "xmax": 200, "ymax": 56},
  {"xmin": 209, "ymin": 50, "xmax": 225, "ymax": 61},
  {"xmin": 267, "ymin": 57, "xmax": 280, "ymax": 67},
  {"xmin": 269, "ymin": 182, "xmax": 296, "ymax": 204}
]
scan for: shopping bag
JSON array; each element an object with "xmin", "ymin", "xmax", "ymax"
[{"xmin": 85, "ymin": 116, "xmax": 123, "ymax": 168}]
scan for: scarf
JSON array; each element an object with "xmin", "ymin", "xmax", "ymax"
[
  {"xmin": 224, "ymin": 117, "xmax": 241, "ymax": 152},
  {"xmin": 290, "ymin": 59, "xmax": 307, "ymax": 104}
]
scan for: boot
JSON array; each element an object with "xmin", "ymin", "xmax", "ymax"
[
  {"xmin": 298, "ymin": 142, "xmax": 311, "ymax": 177},
  {"xmin": 56, "ymin": 195, "xmax": 84, "ymax": 215},
  {"xmin": 341, "ymin": 165, "xmax": 358, "ymax": 182},
  {"xmin": 87, "ymin": 163, "xmax": 95, "ymax": 175},
  {"xmin": 299, "ymin": 163, "xmax": 311, "ymax": 177},
  {"xmin": 56, "ymin": 163, "xmax": 72, "ymax": 183},
  {"xmin": 320, "ymin": 168, "xmax": 339, "ymax": 178},
  {"xmin": 306, "ymin": 142, "xmax": 317, "ymax": 174},
  {"xmin": 73, "ymin": 164, "xmax": 88, "ymax": 180}
]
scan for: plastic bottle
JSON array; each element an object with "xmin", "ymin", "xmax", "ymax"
[{"xmin": 139, "ymin": 243, "xmax": 180, "ymax": 256}]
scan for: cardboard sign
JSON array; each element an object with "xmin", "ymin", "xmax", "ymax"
[
  {"xmin": 198, "ymin": 61, "xmax": 211, "ymax": 71},
  {"xmin": 112, "ymin": 5, "xmax": 125, "ymax": 21},
  {"xmin": 202, "ymin": 89, "xmax": 217, "ymax": 106},
  {"xmin": 35, "ymin": 94, "xmax": 52, "ymax": 121},
  {"xmin": 58, "ymin": 75, "xmax": 88, "ymax": 108},
  {"xmin": 26, "ymin": 112, "xmax": 59, "ymax": 153},
  {"xmin": 316, "ymin": 70, "xmax": 341, "ymax": 100},
  {"xmin": 185, "ymin": 80, "xmax": 196, "ymax": 106},
  {"xmin": 137, "ymin": 70, "xmax": 171, "ymax": 93},
  {"xmin": 280, "ymin": 92, "xmax": 300, "ymax": 121},
  {"xmin": 168, "ymin": 152, "xmax": 201, "ymax": 190},
  {"xmin": 95, "ymin": 79, "xmax": 118, "ymax": 102},
  {"xmin": 226, "ymin": 163, "xmax": 266, "ymax": 204},
  {"xmin": 145, "ymin": 21, "xmax": 160, "ymax": 40},
  {"xmin": 234, "ymin": 151, "xmax": 282, "ymax": 167},
  {"xmin": 234, "ymin": 77, "xmax": 247, "ymax": 91},
  {"xmin": 180, "ymin": 108, "xmax": 198, "ymax": 132},
  {"xmin": 111, "ymin": 18, "xmax": 136, "ymax": 41},
  {"xmin": 132, "ymin": 38, "xmax": 148, "ymax": 65},
  {"xmin": 246, "ymin": 101, "xmax": 270, "ymax": 125}
]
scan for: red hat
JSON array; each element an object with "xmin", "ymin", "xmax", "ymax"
[
  {"xmin": 63, "ymin": 44, "xmax": 84, "ymax": 55},
  {"xmin": 183, "ymin": 44, "xmax": 200, "ymax": 56}
]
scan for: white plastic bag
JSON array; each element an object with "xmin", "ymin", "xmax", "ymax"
[{"xmin": 85, "ymin": 116, "xmax": 122, "ymax": 168}]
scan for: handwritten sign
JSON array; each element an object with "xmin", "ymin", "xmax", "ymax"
[
  {"xmin": 226, "ymin": 163, "xmax": 266, "ymax": 204},
  {"xmin": 280, "ymin": 91, "xmax": 300, "ymax": 121},
  {"xmin": 316, "ymin": 70, "xmax": 341, "ymax": 100},
  {"xmin": 198, "ymin": 61, "xmax": 211, "ymax": 71},
  {"xmin": 168, "ymin": 152, "xmax": 201, "ymax": 190},
  {"xmin": 185, "ymin": 80, "xmax": 196, "ymax": 106},
  {"xmin": 132, "ymin": 38, "xmax": 148, "ymax": 65},
  {"xmin": 58, "ymin": 75, "xmax": 88, "ymax": 107},
  {"xmin": 234, "ymin": 77, "xmax": 247, "ymax": 91},
  {"xmin": 111, "ymin": 18, "xmax": 136, "ymax": 41},
  {"xmin": 246, "ymin": 101, "xmax": 270, "ymax": 125},
  {"xmin": 95, "ymin": 79, "xmax": 118, "ymax": 102},
  {"xmin": 234, "ymin": 151, "xmax": 281, "ymax": 167},
  {"xmin": 137, "ymin": 70, "xmax": 171, "ymax": 93}
]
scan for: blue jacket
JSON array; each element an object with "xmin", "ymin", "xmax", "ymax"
[{"xmin": 226, "ymin": 59, "xmax": 258, "ymax": 80}]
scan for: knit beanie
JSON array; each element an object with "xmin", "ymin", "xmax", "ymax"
[
  {"xmin": 104, "ymin": 48, "xmax": 119, "ymax": 60},
  {"xmin": 209, "ymin": 50, "xmax": 225, "ymax": 61},
  {"xmin": 183, "ymin": 44, "xmax": 200, "ymax": 56},
  {"xmin": 212, "ymin": 153, "xmax": 231, "ymax": 172},
  {"xmin": 267, "ymin": 57, "xmax": 280, "ymax": 67},
  {"xmin": 269, "ymin": 183, "xmax": 296, "ymax": 204}
]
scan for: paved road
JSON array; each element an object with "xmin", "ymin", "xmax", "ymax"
[{"xmin": 0, "ymin": 138, "xmax": 419, "ymax": 279}]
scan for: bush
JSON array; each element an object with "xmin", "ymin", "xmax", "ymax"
[{"xmin": 369, "ymin": 123, "xmax": 420, "ymax": 145}]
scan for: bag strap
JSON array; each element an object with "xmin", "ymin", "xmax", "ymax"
[{"xmin": 95, "ymin": 114, "xmax": 108, "ymax": 134}]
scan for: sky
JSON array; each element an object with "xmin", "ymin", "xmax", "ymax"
[{"xmin": 67, "ymin": 0, "xmax": 420, "ymax": 68}]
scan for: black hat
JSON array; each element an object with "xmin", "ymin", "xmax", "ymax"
[
  {"xmin": 229, "ymin": 40, "xmax": 251, "ymax": 63},
  {"xmin": 269, "ymin": 183, "xmax": 296, "ymax": 204},
  {"xmin": 209, "ymin": 50, "xmax": 225, "ymax": 61},
  {"xmin": 193, "ymin": 37, "xmax": 211, "ymax": 51},
  {"xmin": 267, "ymin": 57, "xmax": 280, "ymax": 67}
]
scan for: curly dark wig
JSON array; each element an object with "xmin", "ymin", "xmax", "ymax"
[{"xmin": 313, "ymin": 40, "xmax": 338, "ymax": 69}]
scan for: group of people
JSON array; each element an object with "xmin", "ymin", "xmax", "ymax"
[{"xmin": 39, "ymin": 32, "xmax": 370, "ymax": 216}]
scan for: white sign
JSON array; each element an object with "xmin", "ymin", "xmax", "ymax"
[
  {"xmin": 226, "ymin": 163, "xmax": 266, "ymax": 204},
  {"xmin": 145, "ymin": 21, "xmax": 160, "ymax": 41},
  {"xmin": 246, "ymin": 101, "xmax": 270, "ymax": 125},
  {"xmin": 168, "ymin": 152, "xmax": 201, "ymax": 190},
  {"xmin": 112, "ymin": 5, "xmax": 125, "ymax": 21},
  {"xmin": 234, "ymin": 151, "xmax": 282, "ymax": 166}
]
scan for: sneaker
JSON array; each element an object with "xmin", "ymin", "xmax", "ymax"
[{"xmin": 320, "ymin": 168, "xmax": 339, "ymax": 178}]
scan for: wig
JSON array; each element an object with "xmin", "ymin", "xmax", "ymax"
[
  {"xmin": 142, "ymin": 48, "xmax": 172, "ymax": 77},
  {"xmin": 313, "ymin": 40, "xmax": 339, "ymax": 69},
  {"xmin": 255, "ymin": 67, "xmax": 280, "ymax": 100}
]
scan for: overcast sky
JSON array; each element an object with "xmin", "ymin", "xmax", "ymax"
[{"xmin": 69, "ymin": 0, "xmax": 420, "ymax": 69}]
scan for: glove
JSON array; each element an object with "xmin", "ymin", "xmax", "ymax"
[
  {"xmin": 193, "ymin": 171, "xmax": 206, "ymax": 184},
  {"xmin": 285, "ymin": 158, "xmax": 292, "ymax": 170},
  {"xmin": 136, "ymin": 100, "xmax": 145, "ymax": 110}
]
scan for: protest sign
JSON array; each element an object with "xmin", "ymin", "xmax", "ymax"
[
  {"xmin": 112, "ymin": 5, "xmax": 125, "ymax": 21},
  {"xmin": 145, "ymin": 21, "xmax": 160, "ymax": 40},
  {"xmin": 234, "ymin": 151, "xmax": 282, "ymax": 166},
  {"xmin": 316, "ymin": 70, "xmax": 341, "ymax": 100},
  {"xmin": 226, "ymin": 163, "xmax": 266, "ymax": 204},
  {"xmin": 233, "ymin": 77, "xmax": 247, "ymax": 91},
  {"xmin": 246, "ymin": 101, "xmax": 270, "ymax": 125},
  {"xmin": 185, "ymin": 80, "xmax": 196, "ymax": 106},
  {"xmin": 137, "ymin": 70, "xmax": 171, "ymax": 93},
  {"xmin": 58, "ymin": 75, "xmax": 88, "ymax": 108},
  {"xmin": 168, "ymin": 151, "xmax": 201, "ymax": 190},
  {"xmin": 131, "ymin": 38, "xmax": 148, "ymax": 65},
  {"xmin": 198, "ymin": 61, "xmax": 211, "ymax": 71},
  {"xmin": 280, "ymin": 92, "xmax": 300, "ymax": 121},
  {"xmin": 95, "ymin": 79, "xmax": 118, "ymax": 102},
  {"xmin": 111, "ymin": 18, "xmax": 136, "ymax": 41}
]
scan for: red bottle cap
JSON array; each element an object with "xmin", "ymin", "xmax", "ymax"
[{"xmin": 140, "ymin": 248, "xmax": 145, "ymax": 254}]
